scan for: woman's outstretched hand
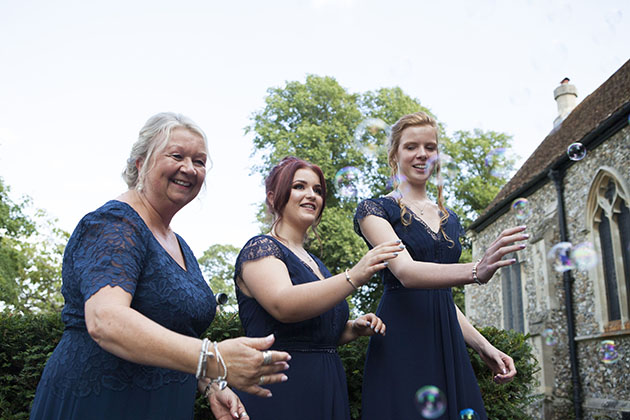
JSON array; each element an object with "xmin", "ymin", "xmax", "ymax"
[
  {"xmin": 218, "ymin": 334, "xmax": 290, "ymax": 398},
  {"xmin": 348, "ymin": 240, "xmax": 403, "ymax": 287},
  {"xmin": 352, "ymin": 313, "xmax": 386, "ymax": 337},
  {"xmin": 476, "ymin": 226, "xmax": 529, "ymax": 283}
]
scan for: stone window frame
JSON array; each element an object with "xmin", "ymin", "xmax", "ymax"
[
  {"xmin": 586, "ymin": 166, "xmax": 630, "ymax": 332},
  {"xmin": 501, "ymin": 254, "xmax": 525, "ymax": 333}
]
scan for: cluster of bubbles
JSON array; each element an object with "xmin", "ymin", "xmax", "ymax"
[
  {"xmin": 599, "ymin": 340, "xmax": 619, "ymax": 364},
  {"xmin": 547, "ymin": 241, "xmax": 598, "ymax": 272},
  {"xmin": 414, "ymin": 386, "xmax": 446, "ymax": 418},
  {"xmin": 510, "ymin": 198, "xmax": 532, "ymax": 221},
  {"xmin": 542, "ymin": 328, "xmax": 559, "ymax": 346}
]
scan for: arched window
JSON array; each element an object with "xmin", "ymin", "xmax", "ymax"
[{"xmin": 587, "ymin": 168, "xmax": 630, "ymax": 331}]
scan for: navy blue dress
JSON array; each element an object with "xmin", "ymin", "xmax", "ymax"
[
  {"xmin": 354, "ymin": 197, "xmax": 487, "ymax": 420},
  {"xmin": 30, "ymin": 201, "xmax": 216, "ymax": 420},
  {"xmin": 234, "ymin": 235, "xmax": 351, "ymax": 420}
]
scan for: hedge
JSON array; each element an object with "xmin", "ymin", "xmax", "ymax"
[{"xmin": 1, "ymin": 312, "xmax": 539, "ymax": 420}]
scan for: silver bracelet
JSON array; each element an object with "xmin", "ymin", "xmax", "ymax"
[
  {"xmin": 212, "ymin": 341, "xmax": 228, "ymax": 390},
  {"xmin": 196, "ymin": 338, "xmax": 215, "ymax": 379},
  {"xmin": 345, "ymin": 269, "xmax": 358, "ymax": 291},
  {"xmin": 472, "ymin": 259, "xmax": 483, "ymax": 285}
]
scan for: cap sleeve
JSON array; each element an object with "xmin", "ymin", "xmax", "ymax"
[
  {"xmin": 71, "ymin": 210, "xmax": 146, "ymax": 302},
  {"xmin": 354, "ymin": 198, "xmax": 387, "ymax": 235},
  {"xmin": 234, "ymin": 235, "xmax": 284, "ymax": 280}
]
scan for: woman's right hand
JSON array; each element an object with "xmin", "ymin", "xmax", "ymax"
[
  {"xmin": 476, "ymin": 226, "xmax": 529, "ymax": 283},
  {"xmin": 348, "ymin": 240, "xmax": 403, "ymax": 287},
  {"xmin": 216, "ymin": 334, "xmax": 290, "ymax": 398}
]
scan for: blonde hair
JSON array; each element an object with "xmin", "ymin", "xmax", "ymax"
[{"xmin": 388, "ymin": 111, "xmax": 453, "ymax": 246}]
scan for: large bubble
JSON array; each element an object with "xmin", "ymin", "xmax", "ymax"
[
  {"xmin": 460, "ymin": 408, "xmax": 481, "ymax": 420},
  {"xmin": 511, "ymin": 198, "xmax": 532, "ymax": 221},
  {"xmin": 484, "ymin": 148, "xmax": 510, "ymax": 178},
  {"xmin": 427, "ymin": 153, "xmax": 458, "ymax": 186},
  {"xmin": 354, "ymin": 118, "xmax": 391, "ymax": 158},
  {"xmin": 572, "ymin": 242, "xmax": 598, "ymax": 271},
  {"xmin": 542, "ymin": 328, "xmax": 559, "ymax": 346},
  {"xmin": 599, "ymin": 340, "xmax": 619, "ymax": 364},
  {"xmin": 414, "ymin": 386, "xmax": 447, "ymax": 419},
  {"xmin": 547, "ymin": 242, "xmax": 575, "ymax": 272}
]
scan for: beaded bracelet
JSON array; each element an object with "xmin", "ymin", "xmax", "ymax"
[
  {"xmin": 212, "ymin": 341, "xmax": 228, "ymax": 390},
  {"xmin": 345, "ymin": 269, "xmax": 358, "ymax": 291}
]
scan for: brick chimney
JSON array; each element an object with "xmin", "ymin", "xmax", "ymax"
[{"xmin": 553, "ymin": 77, "xmax": 578, "ymax": 127}]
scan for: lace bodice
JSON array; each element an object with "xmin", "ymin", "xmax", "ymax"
[
  {"xmin": 234, "ymin": 235, "xmax": 349, "ymax": 350},
  {"xmin": 40, "ymin": 200, "xmax": 216, "ymax": 398}
]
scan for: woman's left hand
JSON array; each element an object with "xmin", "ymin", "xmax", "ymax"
[
  {"xmin": 478, "ymin": 345, "xmax": 517, "ymax": 384},
  {"xmin": 352, "ymin": 313, "xmax": 386, "ymax": 337},
  {"xmin": 207, "ymin": 385, "xmax": 249, "ymax": 420}
]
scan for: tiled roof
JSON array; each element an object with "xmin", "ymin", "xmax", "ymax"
[{"xmin": 471, "ymin": 59, "xmax": 630, "ymax": 230}]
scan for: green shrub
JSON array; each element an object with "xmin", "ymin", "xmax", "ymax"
[{"xmin": 1, "ymin": 313, "xmax": 539, "ymax": 420}]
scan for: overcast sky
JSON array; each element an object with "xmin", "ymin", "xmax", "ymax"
[{"xmin": 1, "ymin": 0, "xmax": 628, "ymax": 256}]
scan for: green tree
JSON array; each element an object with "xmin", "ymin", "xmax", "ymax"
[
  {"xmin": 198, "ymin": 244, "xmax": 240, "ymax": 310},
  {"xmin": 0, "ymin": 177, "xmax": 67, "ymax": 313}
]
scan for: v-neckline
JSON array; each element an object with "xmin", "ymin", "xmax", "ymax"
[
  {"xmin": 114, "ymin": 200, "xmax": 189, "ymax": 273},
  {"xmin": 385, "ymin": 196, "xmax": 442, "ymax": 239},
  {"xmin": 265, "ymin": 235, "xmax": 325, "ymax": 281}
]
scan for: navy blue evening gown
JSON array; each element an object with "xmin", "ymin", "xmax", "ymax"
[
  {"xmin": 354, "ymin": 197, "xmax": 487, "ymax": 420},
  {"xmin": 234, "ymin": 235, "xmax": 351, "ymax": 420},
  {"xmin": 30, "ymin": 201, "xmax": 216, "ymax": 420}
]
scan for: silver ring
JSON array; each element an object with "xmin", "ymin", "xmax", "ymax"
[
  {"xmin": 262, "ymin": 350, "xmax": 272, "ymax": 366},
  {"xmin": 258, "ymin": 375, "xmax": 265, "ymax": 385},
  {"xmin": 240, "ymin": 412, "xmax": 248, "ymax": 418}
]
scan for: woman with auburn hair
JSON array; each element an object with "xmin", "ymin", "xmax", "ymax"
[
  {"xmin": 354, "ymin": 111, "xmax": 528, "ymax": 419},
  {"xmin": 233, "ymin": 156, "xmax": 402, "ymax": 420}
]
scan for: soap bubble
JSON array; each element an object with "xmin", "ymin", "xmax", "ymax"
[
  {"xmin": 572, "ymin": 242, "xmax": 598, "ymax": 271},
  {"xmin": 334, "ymin": 166, "xmax": 361, "ymax": 198},
  {"xmin": 484, "ymin": 148, "xmax": 510, "ymax": 178},
  {"xmin": 542, "ymin": 328, "xmax": 559, "ymax": 346},
  {"xmin": 567, "ymin": 143, "xmax": 586, "ymax": 161},
  {"xmin": 460, "ymin": 408, "xmax": 480, "ymax": 420},
  {"xmin": 428, "ymin": 153, "xmax": 458, "ymax": 186},
  {"xmin": 547, "ymin": 242, "xmax": 575, "ymax": 272},
  {"xmin": 511, "ymin": 198, "xmax": 532, "ymax": 221},
  {"xmin": 599, "ymin": 340, "xmax": 619, "ymax": 364},
  {"xmin": 414, "ymin": 385, "xmax": 447, "ymax": 419},
  {"xmin": 354, "ymin": 118, "xmax": 391, "ymax": 158}
]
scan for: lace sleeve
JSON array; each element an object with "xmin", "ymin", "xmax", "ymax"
[
  {"xmin": 235, "ymin": 235, "xmax": 284, "ymax": 279},
  {"xmin": 354, "ymin": 199, "xmax": 387, "ymax": 235},
  {"xmin": 71, "ymin": 211, "xmax": 146, "ymax": 302}
]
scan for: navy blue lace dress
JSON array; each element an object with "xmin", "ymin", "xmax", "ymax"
[
  {"xmin": 354, "ymin": 197, "xmax": 487, "ymax": 420},
  {"xmin": 30, "ymin": 201, "xmax": 216, "ymax": 420},
  {"xmin": 234, "ymin": 235, "xmax": 351, "ymax": 420}
]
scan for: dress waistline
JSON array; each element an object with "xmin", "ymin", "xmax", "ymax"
[{"xmin": 273, "ymin": 344, "xmax": 337, "ymax": 353}]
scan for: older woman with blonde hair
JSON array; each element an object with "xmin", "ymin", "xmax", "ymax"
[
  {"xmin": 354, "ymin": 111, "xmax": 528, "ymax": 419},
  {"xmin": 30, "ymin": 112, "xmax": 290, "ymax": 420}
]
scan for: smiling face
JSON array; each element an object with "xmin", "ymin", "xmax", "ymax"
[
  {"xmin": 280, "ymin": 168, "xmax": 324, "ymax": 229},
  {"xmin": 139, "ymin": 127, "xmax": 207, "ymax": 212},
  {"xmin": 395, "ymin": 125, "xmax": 438, "ymax": 187}
]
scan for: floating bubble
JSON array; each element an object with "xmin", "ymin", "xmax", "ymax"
[
  {"xmin": 334, "ymin": 166, "xmax": 361, "ymax": 198},
  {"xmin": 414, "ymin": 386, "xmax": 447, "ymax": 419},
  {"xmin": 511, "ymin": 198, "xmax": 532, "ymax": 221},
  {"xmin": 572, "ymin": 242, "xmax": 598, "ymax": 271},
  {"xmin": 599, "ymin": 340, "xmax": 619, "ymax": 364},
  {"xmin": 386, "ymin": 174, "xmax": 407, "ymax": 191},
  {"xmin": 484, "ymin": 148, "xmax": 510, "ymax": 178},
  {"xmin": 547, "ymin": 242, "xmax": 575, "ymax": 272},
  {"xmin": 460, "ymin": 408, "xmax": 480, "ymax": 420},
  {"xmin": 542, "ymin": 328, "xmax": 559, "ymax": 346},
  {"xmin": 354, "ymin": 118, "xmax": 391, "ymax": 158},
  {"xmin": 427, "ymin": 153, "xmax": 458, "ymax": 186},
  {"xmin": 567, "ymin": 143, "xmax": 586, "ymax": 161}
]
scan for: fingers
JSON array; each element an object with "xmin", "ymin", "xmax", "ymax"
[
  {"xmin": 355, "ymin": 314, "xmax": 386, "ymax": 336},
  {"xmin": 241, "ymin": 370, "xmax": 289, "ymax": 398}
]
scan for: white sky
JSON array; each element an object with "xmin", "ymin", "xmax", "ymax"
[{"xmin": 0, "ymin": 0, "xmax": 628, "ymax": 256}]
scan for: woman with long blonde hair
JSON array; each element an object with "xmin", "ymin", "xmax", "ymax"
[{"xmin": 354, "ymin": 111, "xmax": 528, "ymax": 419}]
